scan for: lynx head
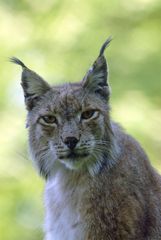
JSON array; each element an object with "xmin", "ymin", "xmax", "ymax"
[{"xmin": 11, "ymin": 37, "xmax": 117, "ymax": 178}]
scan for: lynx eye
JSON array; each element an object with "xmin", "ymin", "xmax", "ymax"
[
  {"xmin": 81, "ymin": 110, "xmax": 97, "ymax": 120},
  {"xmin": 39, "ymin": 115, "xmax": 57, "ymax": 125}
]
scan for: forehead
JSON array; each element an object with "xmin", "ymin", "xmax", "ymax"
[
  {"xmin": 42, "ymin": 83, "xmax": 83, "ymax": 115},
  {"xmin": 37, "ymin": 83, "xmax": 104, "ymax": 117},
  {"xmin": 57, "ymin": 84, "xmax": 82, "ymax": 115}
]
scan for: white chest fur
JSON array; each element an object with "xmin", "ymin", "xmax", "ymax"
[{"xmin": 44, "ymin": 172, "xmax": 86, "ymax": 240}]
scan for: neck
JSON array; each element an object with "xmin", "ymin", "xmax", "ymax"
[{"xmin": 87, "ymin": 120, "xmax": 120, "ymax": 176}]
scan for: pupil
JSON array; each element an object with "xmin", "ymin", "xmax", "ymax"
[
  {"xmin": 86, "ymin": 111, "xmax": 92, "ymax": 117},
  {"xmin": 48, "ymin": 116, "xmax": 52, "ymax": 121},
  {"xmin": 83, "ymin": 110, "xmax": 94, "ymax": 119},
  {"xmin": 44, "ymin": 116, "xmax": 55, "ymax": 123}
]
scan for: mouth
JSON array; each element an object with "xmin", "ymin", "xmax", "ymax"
[
  {"xmin": 67, "ymin": 151, "xmax": 89, "ymax": 159},
  {"xmin": 58, "ymin": 149, "xmax": 91, "ymax": 170},
  {"xmin": 59, "ymin": 150, "xmax": 89, "ymax": 161}
]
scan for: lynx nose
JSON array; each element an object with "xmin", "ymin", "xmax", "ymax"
[{"xmin": 64, "ymin": 137, "xmax": 79, "ymax": 150}]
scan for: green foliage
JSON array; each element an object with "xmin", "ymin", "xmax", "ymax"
[{"xmin": 0, "ymin": 0, "xmax": 161, "ymax": 239}]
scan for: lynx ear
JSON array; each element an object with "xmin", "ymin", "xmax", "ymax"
[
  {"xmin": 10, "ymin": 57, "xmax": 51, "ymax": 110},
  {"xmin": 82, "ymin": 37, "xmax": 112, "ymax": 99}
]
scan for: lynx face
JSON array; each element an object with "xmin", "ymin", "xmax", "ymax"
[
  {"xmin": 28, "ymin": 83, "xmax": 111, "ymax": 177},
  {"xmin": 12, "ymin": 37, "xmax": 115, "ymax": 178}
]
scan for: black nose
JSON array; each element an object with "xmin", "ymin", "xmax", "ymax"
[{"xmin": 64, "ymin": 137, "xmax": 78, "ymax": 150}]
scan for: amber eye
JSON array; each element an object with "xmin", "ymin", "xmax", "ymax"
[
  {"xmin": 81, "ymin": 110, "xmax": 95, "ymax": 120},
  {"xmin": 40, "ymin": 115, "xmax": 57, "ymax": 125}
]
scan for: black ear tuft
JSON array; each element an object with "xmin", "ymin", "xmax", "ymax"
[
  {"xmin": 10, "ymin": 57, "xmax": 27, "ymax": 69},
  {"xmin": 98, "ymin": 36, "xmax": 112, "ymax": 57}
]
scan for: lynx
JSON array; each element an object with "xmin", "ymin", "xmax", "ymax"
[{"xmin": 11, "ymin": 37, "xmax": 161, "ymax": 240}]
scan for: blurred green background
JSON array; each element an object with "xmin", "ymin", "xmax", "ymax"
[{"xmin": 0, "ymin": 0, "xmax": 161, "ymax": 239}]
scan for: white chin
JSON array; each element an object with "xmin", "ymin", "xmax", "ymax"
[{"xmin": 59, "ymin": 156, "xmax": 89, "ymax": 170}]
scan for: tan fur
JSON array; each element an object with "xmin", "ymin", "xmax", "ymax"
[{"xmin": 13, "ymin": 38, "xmax": 161, "ymax": 239}]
